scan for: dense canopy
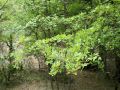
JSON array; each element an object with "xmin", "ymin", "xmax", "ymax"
[{"xmin": 0, "ymin": 0, "xmax": 120, "ymax": 84}]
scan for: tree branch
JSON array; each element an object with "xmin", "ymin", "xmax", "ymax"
[{"xmin": 0, "ymin": 0, "xmax": 9, "ymax": 10}]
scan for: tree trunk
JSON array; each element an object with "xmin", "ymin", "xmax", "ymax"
[
  {"xmin": 61, "ymin": 0, "xmax": 68, "ymax": 17},
  {"xmin": 114, "ymin": 55, "xmax": 120, "ymax": 90}
]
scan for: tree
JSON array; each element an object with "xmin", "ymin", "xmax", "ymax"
[{"xmin": 0, "ymin": 0, "xmax": 120, "ymax": 88}]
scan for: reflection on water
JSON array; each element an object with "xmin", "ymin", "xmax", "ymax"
[{"xmin": 0, "ymin": 71, "xmax": 119, "ymax": 90}]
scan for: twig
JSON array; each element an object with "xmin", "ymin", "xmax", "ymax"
[{"xmin": 0, "ymin": 0, "xmax": 9, "ymax": 10}]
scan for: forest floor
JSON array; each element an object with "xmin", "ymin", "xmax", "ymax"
[
  {"xmin": 0, "ymin": 70, "xmax": 119, "ymax": 90},
  {"xmin": 0, "ymin": 56, "xmax": 119, "ymax": 90}
]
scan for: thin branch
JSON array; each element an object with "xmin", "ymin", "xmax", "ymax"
[
  {"xmin": 5, "ymin": 41, "xmax": 10, "ymax": 47},
  {"xmin": 0, "ymin": 0, "xmax": 9, "ymax": 10}
]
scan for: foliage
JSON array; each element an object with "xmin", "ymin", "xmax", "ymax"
[{"xmin": 0, "ymin": 0, "xmax": 120, "ymax": 79}]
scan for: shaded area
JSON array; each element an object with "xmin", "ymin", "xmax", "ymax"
[{"xmin": 0, "ymin": 70, "xmax": 119, "ymax": 90}]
